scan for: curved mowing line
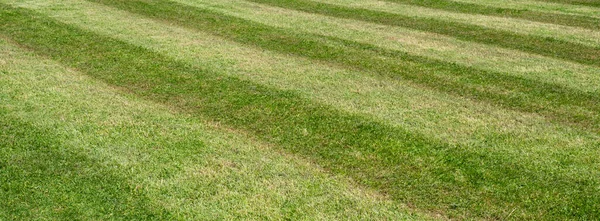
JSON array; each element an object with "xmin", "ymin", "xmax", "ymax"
[
  {"xmin": 85, "ymin": 0, "xmax": 600, "ymax": 132},
  {"xmin": 380, "ymin": 0, "xmax": 600, "ymax": 30},
  {"xmin": 0, "ymin": 113, "xmax": 172, "ymax": 220},
  {"xmin": 245, "ymin": 0, "xmax": 600, "ymax": 68},
  {"xmin": 2, "ymin": 5, "xmax": 599, "ymax": 220}
]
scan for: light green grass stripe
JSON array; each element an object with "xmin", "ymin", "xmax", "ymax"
[
  {"xmin": 0, "ymin": 45, "xmax": 171, "ymax": 219},
  {"xmin": 15, "ymin": 0, "xmax": 600, "ymax": 154},
  {"xmin": 9, "ymin": 1, "xmax": 600, "ymax": 218},
  {"xmin": 247, "ymin": 0, "xmax": 600, "ymax": 69},
  {"xmin": 18, "ymin": 0, "xmax": 600, "ymax": 149},
  {"xmin": 453, "ymin": 0, "xmax": 600, "ymax": 18},
  {"xmin": 379, "ymin": 0, "xmax": 600, "ymax": 30},
  {"xmin": 538, "ymin": 0, "xmax": 600, "ymax": 8},
  {"xmin": 89, "ymin": 0, "xmax": 600, "ymax": 132},
  {"xmin": 5, "ymin": 5, "xmax": 600, "ymax": 219},
  {"xmin": 174, "ymin": 0, "xmax": 600, "ymax": 94},
  {"xmin": 309, "ymin": 0, "xmax": 600, "ymax": 47},
  {"xmin": 0, "ymin": 38, "xmax": 422, "ymax": 220},
  {"xmin": 0, "ymin": 114, "xmax": 172, "ymax": 220}
]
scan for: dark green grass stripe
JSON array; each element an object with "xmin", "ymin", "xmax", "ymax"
[
  {"xmin": 0, "ymin": 111, "xmax": 171, "ymax": 220},
  {"xmin": 2, "ymin": 5, "xmax": 599, "ymax": 220},
  {"xmin": 381, "ymin": 0, "xmax": 600, "ymax": 30},
  {"xmin": 245, "ymin": 0, "xmax": 600, "ymax": 67},
  {"xmin": 88, "ymin": 0, "xmax": 600, "ymax": 132},
  {"xmin": 539, "ymin": 0, "xmax": 600, "ymax": 7}
]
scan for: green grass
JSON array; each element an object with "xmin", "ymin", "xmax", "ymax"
[
  {"xmin": 76, "ymin": 0, "xmax": 600, "ymax": 132},
  {"xmin": 0, "ymin": 113, "xmax": 171, "ymax": 220},
  {"xmin": 311, "ymin": 0, "xmax": 600, "ymax": 47},
  {"xmin": 379, "ymin": 0, "xmax": 600, "ymax": 30},
  {"xmin": 0, "ymin": 36, "xmax": 420, "ymax": 220},
  {"xmin": 245, "ymin": 0, "xmax": 600, "ymax": 67},
  {"xmin": 539, "ymin": 0, "xmax": 600, "ymax": 7},
  {"xmin": 170, "ymin": 0, "xmax": 600, "ymax": 94},
  {"xmin": 449, "ymin": 0, "xmax": 600, "ymax": 19},
  {"xmin": 1, "ymin": 0, "xmax": 600, "ymax": 220}
]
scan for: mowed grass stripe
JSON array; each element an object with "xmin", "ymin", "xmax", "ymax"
[
  {"xmin": 312, "ymin": 0, "xmax": 600, "ymax": 47},
  {"xmin": 540, "ymin": 0, "xmax": 600, "ymax": 7},
  {"xmin": 22, "ymin": 0, "xmax": 600, "ymax": 180},
  {"xmin": 0, "ymin": 5, "xmax": 462, "ymax": 219},
  {"xmin": 380, "ymin": 0, "xmax": 600, "ymax": 30},
  {"xmin": 0, "ymin": 39, "xmax": 420, "ymax": 220},
  {"xmin": 3, "ymin": 5, "xmax": 599, "ymax": 220},
  {"xmin": 248, "ymin": 0, "xmax": 600, "ymax": 66},
  {"xmin": 174, "ymin": 0, "xmax": 600, "ymax": 94},
  {"xmin": 454, "ymin": 0, "xmax": 600, "ymax": 19},
  {"xmin": 85, "ymin": 0, "xmax": 600, "ymax": 132},
  {"xmin": 0, "ymin": 113, "xmax": 170, "ymax": 220}
]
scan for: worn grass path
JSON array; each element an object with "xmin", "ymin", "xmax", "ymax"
[{"xmin": 1, "ymin": 0, "xmax": 599, "ymax": 220}]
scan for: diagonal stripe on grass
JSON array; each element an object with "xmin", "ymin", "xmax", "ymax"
[
  {"xmin": 0, "ymin": 38, "xmax": 422, "ymax": 220},
  {"xmin": 176, "ymin": 0, "xmax": 600, "ymax": 94},
  {"xmin": 311, "ymin": 0, "xmax": 600, "ymax": 48},
  {"xmin": 380, "ymin": 0, "xmax": 600, "ymax": 30},
  {"xmin": 2, "ymin": 4, "xmax": 599, "ymax": 220},
  {"xmin": 454, "ymin": 0, "xmax": 600, "ymax": 19},
  {"xmin": 85, "ymin": 0, "xmax": 600, "ymax": 132},
  {"xmin": 246, "ymin": 0, "xmax": 600, "ymax": 67},
  {"xmin": 16, "ymin": 0, "xmax": 599, "ymax": 187},
  {"xmin": 539, "ymin": 0, "xmax": 600, "ymax": 7},
  {"xmin": 0, "ymin": 113, "xmax": 172, "ymax": 220}
]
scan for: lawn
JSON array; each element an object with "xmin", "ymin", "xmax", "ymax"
[{"xmin": 1, "ymin": 0, "xmax": 599, "ymax": 220}]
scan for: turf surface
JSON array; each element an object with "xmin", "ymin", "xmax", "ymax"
[{"xmin": 1, "ymin": 0, "xmax": 599, "ymax": 220}]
